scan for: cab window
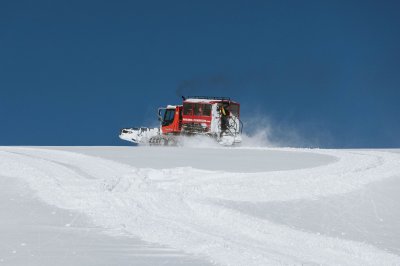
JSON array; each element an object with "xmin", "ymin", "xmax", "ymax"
[
  {"xmin": 162, "ymin": 109, "xmax": 175, "ymax": 126},
  {"xmin": 183, "ymin": 103, "xmax": 192, "ymax": 115},
  {"xmin": 203, "ymin": 104, "xmax": 211, "ymax": 116},
  {"xmin": 194, "ymin": 104, "xmax": 202, "ymax": 116}
]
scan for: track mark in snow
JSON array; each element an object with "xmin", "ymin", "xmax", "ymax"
[{"xmin": 1, "ymin": 147, "xmax": 400, "ymax": 265}]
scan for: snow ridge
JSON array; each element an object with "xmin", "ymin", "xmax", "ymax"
[{"xmin": 1, "ymin": 147, "xmax": 400, "ymax": 265}]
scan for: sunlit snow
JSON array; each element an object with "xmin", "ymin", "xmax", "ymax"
[{"xmin": 1, "ymin": 146, "xmax": 400, "ymax": 265}]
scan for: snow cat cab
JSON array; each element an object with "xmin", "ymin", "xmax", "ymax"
[
  {"xmin": 158, "ymin": 105, "xmax": 183, "ymax": 135},
  {"xmin": 119, "ymin": 96, "xmax": 242, "ymax": 145}
]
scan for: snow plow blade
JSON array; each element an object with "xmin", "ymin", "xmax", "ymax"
[{"xmin": 119, "ymin": 127, "xmax": 160, "ymax": 144}]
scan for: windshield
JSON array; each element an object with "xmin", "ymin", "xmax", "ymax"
[{"xmin": 162, "ymin": 109, "xmax": 175, "ymax": 126}]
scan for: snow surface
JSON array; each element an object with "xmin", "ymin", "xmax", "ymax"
[{"xmin": 1, "ymin": 146, "xmax": 400, "ymax": 265}]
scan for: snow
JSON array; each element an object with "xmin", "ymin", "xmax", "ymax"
[
  {"xmin": 119, "ymin": 127, "xmax": 160, "ymax": 144},
  {"xmin": 0, "ymin": 176, "xmax": 206, "ymax": 266},
  {"xmin": 1, "ymin": 146, "xmax": 400, "ymax": 265},
  {"xmin": 184, "ymin": 98, "xmax": 217, "ymax": 103},
  {"xmin": 183, "ymin": 98, "xmax": 237, "ymax": 104}
]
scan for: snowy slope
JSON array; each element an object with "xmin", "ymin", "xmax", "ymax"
[{"xmin": 1, "ymin": 146, "xmax": 400, "ymax": 265}]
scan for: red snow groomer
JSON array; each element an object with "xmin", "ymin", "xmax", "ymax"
[{"xmin": 119, "ymin": 96, "xmax": 242, "ymax": 145}]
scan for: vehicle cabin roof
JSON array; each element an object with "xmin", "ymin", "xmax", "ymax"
[{"xmin": 184, "ymin": 98, "xmax": 239, "ymax": 105}]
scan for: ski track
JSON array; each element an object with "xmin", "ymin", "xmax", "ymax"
[{"xmin": 1, "ymin": 147, "xmax": 400, "ymax": 265}]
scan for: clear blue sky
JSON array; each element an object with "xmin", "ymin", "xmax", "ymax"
[{"xmin": 1, "ymin": 1, "xmax": 399, "ymax": 147}]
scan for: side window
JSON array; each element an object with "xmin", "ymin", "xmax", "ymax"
[
  {"xmin": 194, "ymin": 103, "xmax": 202, "ymax": 116},
  {"xmin": 203, "ymin": 104, "xmax": 211, "ymax": 116},
  {"xmin": 183, "ymin": 103, "xmax": 192, "ymax": 115}
]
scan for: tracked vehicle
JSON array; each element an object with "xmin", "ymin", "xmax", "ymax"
[{"xmin": 119, "ymin": 96, "xmax": 242, "ymax": 146}]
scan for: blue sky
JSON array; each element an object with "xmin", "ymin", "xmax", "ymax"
[{"xmin": 1, "ymin": 1, "xmax": 399, "ymax": 147}]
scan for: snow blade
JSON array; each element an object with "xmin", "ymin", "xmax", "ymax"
[{"xmin": 119, "ymin": 127, "xmax": 160, "ymax": 144}]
